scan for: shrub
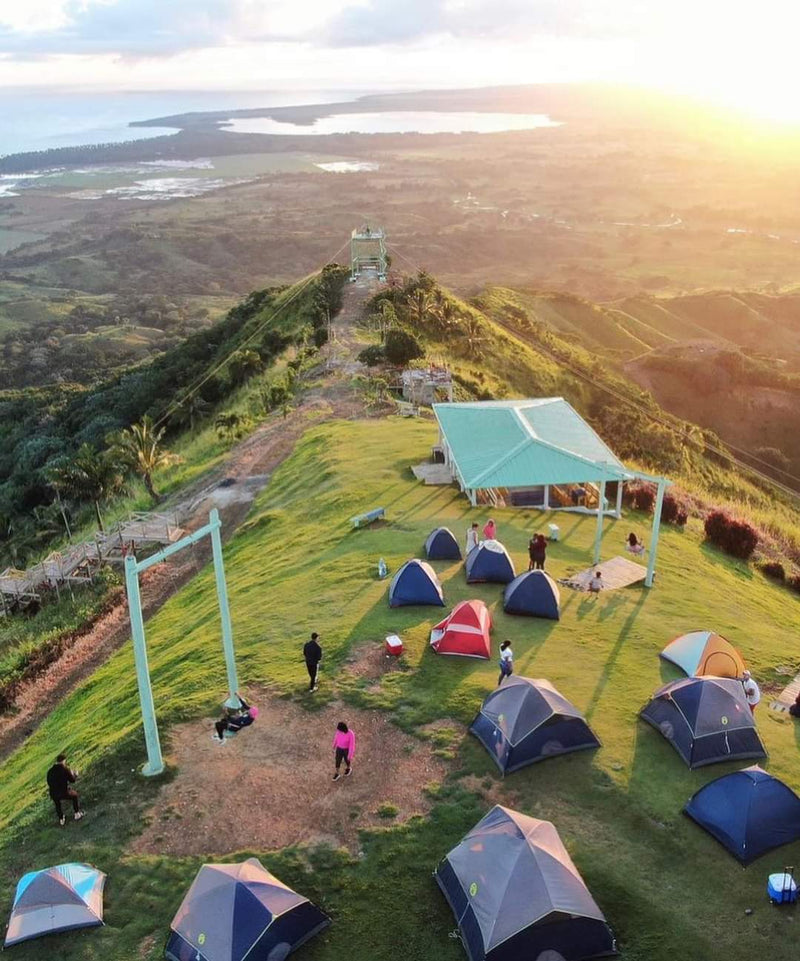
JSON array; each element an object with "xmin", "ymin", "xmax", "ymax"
[
  {"xmin": 661, "ymin": 493, "xmax": 688, "ymax": 526},
  {"xmin": 358, "ymin": 344, "xmax": 386, "ymax": 367},
  {"xmin": 704, "ymin": 510, "xmax": 759, "ymax": 559},
  {"xmin": 384, "ymin": 328, "xmax": 424, "ymax": 366},
  {"xmin": 788, "ymin": 574, "xmax": 800, "ymax": 595},
  {"xmin": 759, "ymin": 560, "xmax": 786, "ymax": 582},
  {"xmin": 633, "ymin": 485, "xmax": 655, "ymax": 513}
]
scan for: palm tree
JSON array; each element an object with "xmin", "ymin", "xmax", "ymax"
[
  {"xmin": 110, "ymin": 416, "xmax": 174, "ymax": 503},
  {"xmin": 47, "ymin": 445, "xmax": 126, "ymax": 531},
  {"xmin": 431, "ymin": 297, "xmax": 459, "ymax": 335},
  {"xmin": 407, "ymin": 288, "xmax": 434, "ymax": 329},
  {"xmin": 462, "ymin": 315, "xmax": 487, "ymax": 358},
  {"xmin": 228, "ymin": 349, "xmax": 263, "ymax": 386},
  {"xmin": 172, "ymin": 393, "xmax": 211, "ymax": 432}
]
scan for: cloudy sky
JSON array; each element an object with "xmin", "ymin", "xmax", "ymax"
[{"xmin": 0, "ymin": 0, "xmax": 797, "ymax": 120}]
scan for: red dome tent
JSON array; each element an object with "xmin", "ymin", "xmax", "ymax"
[{"xmin": 430, "ymin": 600, "xmax": 492, "ymax": 659}]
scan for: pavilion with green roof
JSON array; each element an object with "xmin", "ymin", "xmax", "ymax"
[{"xmin": 432, "ymin": 398, "xmax": 670, "ymax": 586}]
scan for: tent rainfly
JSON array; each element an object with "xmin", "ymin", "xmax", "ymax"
[
  {"xmin": 436, "ymin": 805, "xmax": 616, "ymax": 961},
  {"xmin": 433, "ymin": 399, "xmax": 670, "ymax": 587},
  {"xmin": 430, "ymin": 600, "xmax": 492, "ymax": 658},
  {"xmin": 4, "ymin": 863, "xmax": 106, "ymax": 947},
  {"xmin": 660, "ymin": 631, "xmax": 746, "ymax": 678}
]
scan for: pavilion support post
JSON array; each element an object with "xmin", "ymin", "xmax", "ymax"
[
  {"xmin": 125, "ymin": 554, "xmax": 164, "ymax": 777},
  {"xmin": 615, "ymin": 481, "xmax": 623, "ymax": 518},
  {"xmin": 593, "ymin": 471, "xmax": 607, "ymax": 566},
  {"xmin": 543, "ymin": 485, "xmax": 550, "ymax": 510},
  {"xmin": 210, "ymin": 507, "xmax": 241, "ymax": 709},
  {"xmin": 645, "ymin": 477, "xmax": 667, "ymax": 587}
]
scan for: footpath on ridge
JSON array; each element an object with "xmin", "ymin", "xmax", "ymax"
[{"xmin": 0, "ymin": 275, "xmax": 379, "ymax": 762}]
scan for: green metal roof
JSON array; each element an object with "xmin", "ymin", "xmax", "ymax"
[{"xmin": 433, "ymin": 398, "xmax": 632, "ymax": 489}]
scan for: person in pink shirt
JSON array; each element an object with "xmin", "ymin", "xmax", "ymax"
[
  {"xmin": 483, "ymin": 518, "xmax": 497, "ymax": 541},
  {"xmin": 332, "ymin": 721, "xmax": 355, "ymax": 781}
]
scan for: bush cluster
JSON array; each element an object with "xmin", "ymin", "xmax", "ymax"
[
  {"xmin": 704, "ymin": 510, "xmax": 759, "ymax": 559},
  {"xmin": 758, "ymin": 560, "xmax": 786, "ymax": 582}
]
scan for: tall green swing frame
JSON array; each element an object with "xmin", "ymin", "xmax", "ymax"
[{"xmin": 124, "ymin": 507, "xmax": 240, "ymax": 776}]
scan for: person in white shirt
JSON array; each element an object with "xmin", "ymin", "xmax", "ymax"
[
  {"xmin": 742, "ymin": 670, "xmax": 761, "ymax": 714},
  {"xmin": 588, "ymin": 570, "xmax": 604, "ymax": 593},
  {"xmin": 465, "ymin": 523, "xmax": 480, "ymax": 555},
  {"xmin": 498, "ymin": 641, "xmax": 514, "ymax": 686}
]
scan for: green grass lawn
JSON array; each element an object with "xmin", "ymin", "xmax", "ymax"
[{"xmin": 1, "ymin": 416, "xmax": 798, "ymax": 961}]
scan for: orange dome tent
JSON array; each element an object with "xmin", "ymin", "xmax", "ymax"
[
  {"xmin": 430, "ymin": 600, "xmax": 492, "ymax": 659},
  {"xmin": 660, "ymin": 630, "xmax": 746, "ymax": 678}
]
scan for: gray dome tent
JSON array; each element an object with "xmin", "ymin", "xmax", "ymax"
[
  {"xmin": 4, "ymin": 863, "xmax": 105, "ymax": 947},
  {"xmin": 436, "ymin": 806, "xmax": 616, "ymax": 961},
  {"xmin": 470, "ymin": 676, "xmax": 600, "ymax": 774},
  {"xmin": 165, "ymin": 858, "xmax": 329, "ymax": 961}
]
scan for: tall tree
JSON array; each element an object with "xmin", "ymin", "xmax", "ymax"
[
  {"xmin": 47, "ymin": 445, "xmax": 126, "ymax": 532},
  {"xmin": 110, "ymin": 416, "xmax": 174, "ymax": 503}
]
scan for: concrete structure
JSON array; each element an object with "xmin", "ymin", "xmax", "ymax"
[
  {"xmin": 401, "ymin": 366, "xmax": 454, "ymax": 405},
  {"xmin": 350, "ymin": 224, "xmax": 387, "ymax": 280}
]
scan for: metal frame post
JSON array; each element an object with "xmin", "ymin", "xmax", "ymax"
[
  {"xmin": 646, "ymin": 477, "xmax": 667, "ymax": 587},
  {"xmin": 125, "ymin": 554, "xmax": 164, "ymax": 776},
  {"xmin": 209, "ymin": 507, "xmax": 240, "ymax": 707},
  {"xmin": 615, "ymin": 481, "xmax": 623, "ymax": 519},
  {"xmin": 593, "ymin": 467, "xmax": 607, "ymax": 566}
]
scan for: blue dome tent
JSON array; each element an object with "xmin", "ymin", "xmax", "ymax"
[
  {"xmin": 470, "ymin": 677, "xmax": 599, "ymax": 774},
  {"xmin": 465, "ymin": 540, "xmax": 515, "ymax": 584},
  {"xmin": 425, "ymin": 527, "xmax": 461, "ymax": 561},
  {"xmin": 503, "ymin": 570, "xmax": 560, "ymax": 619},
  {"xmin": 4, "ymin": 863, "xmax": 106, "ymax": 947},
  {"xmin": 685, "ymin": 766, "xmax": 800, "ymax": 864},
  {"xmin": 436, "ymin": 806, "xmax": 616, "ymax": 961},
  {"xmin": 640, "ymin": 676, "xmax": 766, "ymax": 769},
  {"xmin": 388, "ymin": 559, "xmax": 444, "ymax": 607},
  {"xmin": 165, "ymin": 858, "xmax": 329, "ymax": 961}
]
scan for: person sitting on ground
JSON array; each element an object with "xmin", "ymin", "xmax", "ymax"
[
  {"xmin": 588, "ymin": 570, "xmax": 604, "ymax": 593},
  {"xmin": 627, "ymin": 532, "xmax": 645, "ymax": 555},
  {"xmin": 46, "ymin": 753, "xmax": 83, "ymax": 827},
  {"xmin": 742, "ymin": 671, "xmax": 761, "ymax": 714},
  {"xmin": 483, "ymin": 518, "xmax": 497, "ymax": 541},
  {"xmin": 213, "ymin": 692, "xmax": 258, "ymax": 743},
  {"xmin": 332, "ymin": 721, "xmax": 356, "ymax": 781},
  {"xmin": 789, "ymin": 692, "xmax": 800, "ymax": 718},
  {"xmin": 465, "ymin": 522, "xmax": 480, "ymax": 554}
]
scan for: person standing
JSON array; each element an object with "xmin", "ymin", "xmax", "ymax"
[
  {"xmin": 498, "ymin": 641, "xmax": 514, "ymax": 686},
  {"xmin": 465, "ymin": 522, "xmax": 480, "ymax": 555},
  {"xmin": 46, "ymin": 754, "xmax": 83, "ymax": 826},
  {"xmin": 742, "ymin": 670, "xmax": 761, "ymax": 714},
  {"xmin": 483, "ymin": 518, "xmax": 497, "ymax": 541},
  {"xmin": 332, "ymin": 721, "xmax": 356, "ymax": 781},
  {"xmin": 531, "ymin": 534, "xmax": 547, "ymax": 570},
  {"xmin": 303, "ymin": 632, "xmax": 323, "ymax": 692}
]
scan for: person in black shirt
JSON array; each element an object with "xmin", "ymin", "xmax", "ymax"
[
  {"xmin": 303, "ymin": 632, "xmax": 323, "ymax": 692},
  {"xmin": 212, "ymin": 693, "xmax": 257, "ymax": 743},
  {"xmin": 46, "ymin": 754, "xmax": 83, "ymax": 826}
]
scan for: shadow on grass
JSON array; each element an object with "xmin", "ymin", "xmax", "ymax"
[{"xmin": 584, "ymin": 590, "xmax": 648, "ymax": 721}]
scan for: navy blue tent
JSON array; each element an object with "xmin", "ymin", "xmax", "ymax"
[
  {"xmin": 640, "ymin": 676, "xmax": 766, "ymax": 769},
  {"xmin": 503, "ymin": 570, "xmax": 560, "ymax": 620},
  {"xmin": 165, "ymin": 858, "xmax": 329, "ymax": 961},
  {"xmin": 425, "ymin": 527, "xmax": 462, "ymax": 561},
  {"xmin": 436, "ymin": 806, "xmax": 616, "ymax": 961},
  {"xmin": 388, "ymin": 559, "xmax": 444, "ymax": 607},
  {"xmin": 685, "ymin": 766, "xmax": 800, "ymax": 865},
  {"xmin": 471, "ymin": 676, "xmax": 600, "ymax": 774},
  {"xmin": 465, "ymin": 540, "xmax": 515, "ymax": 584}
]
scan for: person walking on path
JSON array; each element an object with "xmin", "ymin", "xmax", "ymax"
[
  {"xmin": 465, "ymin": 522, "xmax": 480, "ymax": 555},
  {"xmin": 483, "ymin": 518, "xmax": 497, "ymax": 541},
  {"xmin": 46, "ymin": 754, "xmax": 83, "ymax": 826},
  {"xmin": 742, "ymin": 671, "xmax": 761, "ymax": 714},
  {"xmin": 498, "ymin": 641, "xmax": 514, "ymax": 686},
  {"xmin": 304, "ymin": 632, "xmax": 323, "ymax": 692},
  {"xmin": 332, "ymin": 721, "xmax": 356, "ymax": 781}
]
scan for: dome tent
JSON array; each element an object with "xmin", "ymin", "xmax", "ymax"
[
  {"xmin": 165, "ymin": 858, "xmax": 329, "ymax": 961},
  {"xmin": 465, "ymin": 540, "xmax": 515, "ymax": 584},
  {"xmin": 388, "ymin": 559, "xmax": 444, "ymax": 607},
  {"xmin": 640, "ymin": 676, "xmax": 766, "ymax": 769},
  {"xmin": 435, "ymin": 805, "xmax": 616, "ymax": 961},
  {"xmin": 425, "ymin": 527, "xmax": 461, "ymax": 561},
  {"xmin": 470, "ymin": 676, "xmax": 600, "ymax": 774},
  {"xmin": 503, "ymin": 570, "xmax": 560, "ymax": 620},
  {"xmin": 4, "ymin": 863, "xmax": 106, "ymax": 947},
  {"xmin": 430, "ymin": 600, "xmax": 492, "ymax": 658},
  {"xmin": 684, "ymin": 765, "xmax": 800, "ymax": 865},
  {"xmin": 660, "ymin": 630, "xmax": 746, "ymax": 678}
]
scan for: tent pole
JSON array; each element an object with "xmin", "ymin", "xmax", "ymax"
[
  {"xmin": 593, "ymin": 467, "xmax": 607, "ymax": 566},
  {"xmin": 615, "ymin": 481, "xmax": 623, "ymax": 519},
  {"xmin": 645, "ymin": 477, "xmax": 667, "ymax": 587}
]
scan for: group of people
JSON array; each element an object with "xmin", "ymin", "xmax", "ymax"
[
  {"xmin": 466, "ymin": 520, "xmax": 550, "ymax": 573},
  {"xmin": 465, "ymin": 518, "xmax": 497, "ymax": 553}
]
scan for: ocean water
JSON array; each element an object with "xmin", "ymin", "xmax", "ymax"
[{"xmin": 0, "ymin": 89, "xmax": 364, "ymax": 157}]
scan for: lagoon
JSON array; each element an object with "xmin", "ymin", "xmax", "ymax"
[{"xmin": 224, "ymin": 111, "xmax": 562, "ymax": 136}]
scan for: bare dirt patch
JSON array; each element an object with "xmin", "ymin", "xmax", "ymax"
[
  {"xmin": 131, "ymin": 693, "xmax": 449, "ymax": 856},
  {"xmin": 342, "ymin": 640, "xmax": 407, "ymax": 681}
]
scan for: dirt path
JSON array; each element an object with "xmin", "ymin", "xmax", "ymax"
[
  {"xmin": 0, "ymin": 279, "xmax": 378, "ymax": 762},
  {"xmin": 131, "ymin": 691, "xmax": 449, "ymax": 856}
]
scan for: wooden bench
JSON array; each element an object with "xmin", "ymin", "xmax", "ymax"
[{"xmin": 350, "ymin": 507, "xmax": 386, "ymax": 529}]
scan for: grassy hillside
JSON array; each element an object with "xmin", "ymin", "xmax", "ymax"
[{"xmin": 1, "ymin": 417, "xmax": 798, "ymax": 961}]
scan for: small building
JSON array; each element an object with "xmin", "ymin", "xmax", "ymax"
[
  {"xmin": 432, "ymin": 397, "xmax": 670, "ymax": 586},
  {"xmin": 401, "ymin": 366, "xmax": 454, "ymax": 405}
]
